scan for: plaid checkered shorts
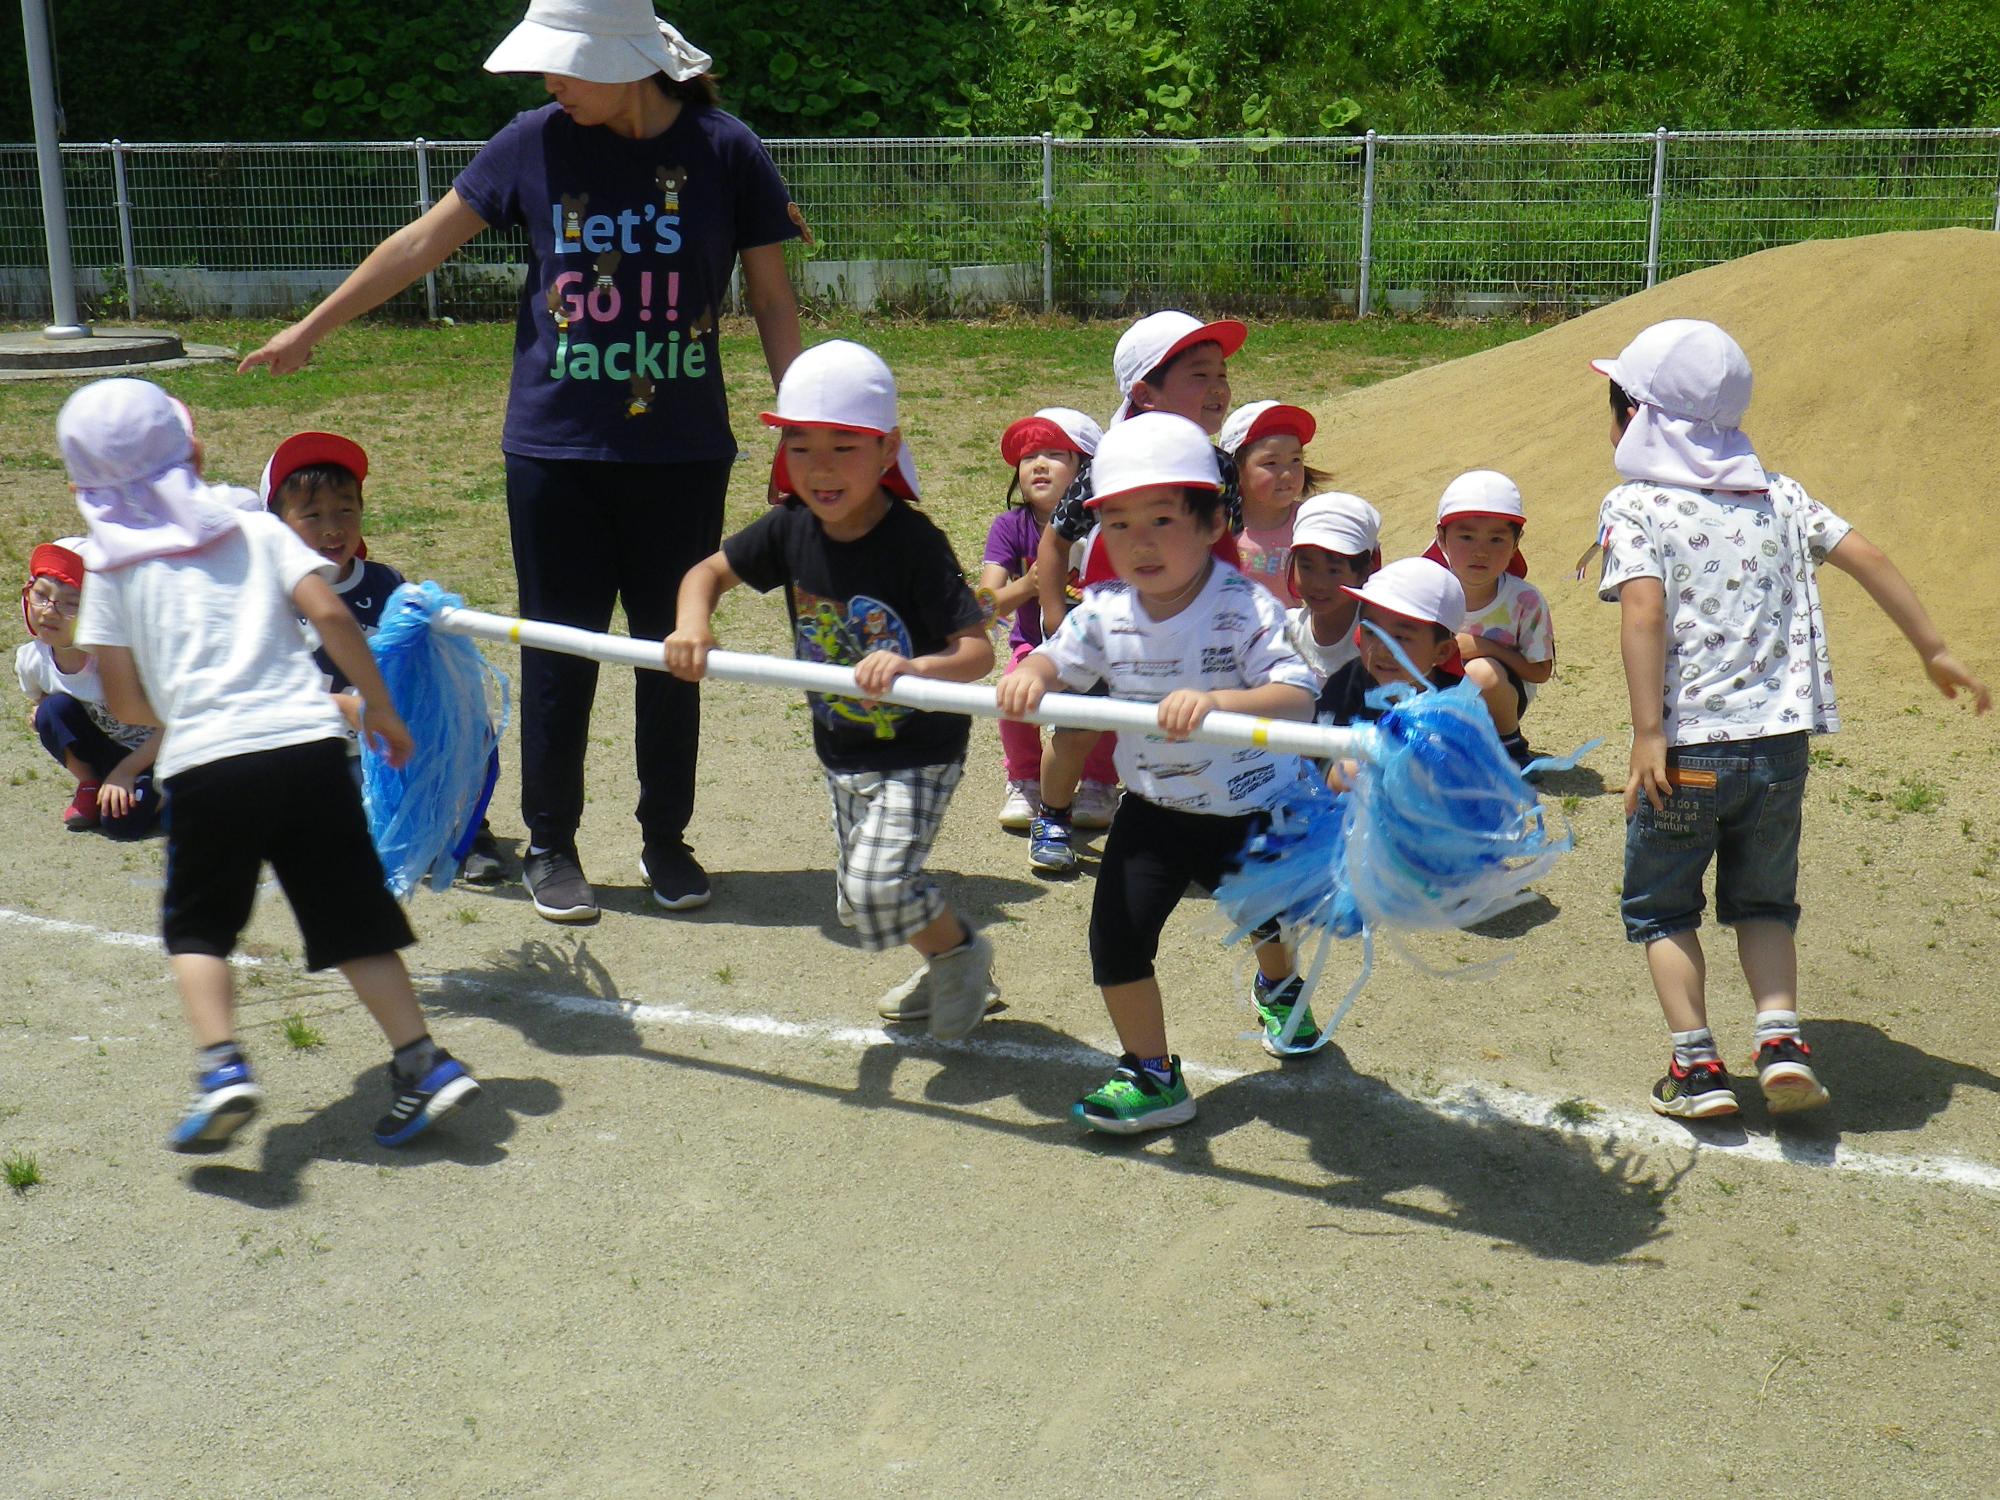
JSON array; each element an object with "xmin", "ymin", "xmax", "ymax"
[{"xmin": 824, "ymin": 759, "xmax": 965, "ymax": 950}]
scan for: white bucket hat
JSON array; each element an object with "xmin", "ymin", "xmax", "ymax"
[
  {"xmin": 1110, "ymin": 311, "xmax": 1247, "ymax": 425},
  {"xmin": 485, "ymin": 0, "xmax": 712, "ymax": 84},
  {"xmin": 1591, "ymin": 319, "xmax": 1768, "ymax": 492},
  {"xmin": 759, "ymin": 340, "xmax": 921, "ymax": 500},
  {"xmin": 1342, "ymin": 557, "xmax": 1466, "ymax": 634},
  {"xmin": 1292, "ymin": 491, "xmax": 1381, "ymax": 557},
  {"xmin": 1086, "ymin": 411, "xmax": 1220, "ymax": 505},
  {"xmin": 1436, "ymin": 469, "xmax": 1527, "ymax": 528}
]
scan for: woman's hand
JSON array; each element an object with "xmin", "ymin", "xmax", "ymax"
[{"xmin": 237, "ymin": 323, "xmax": 318, "ymax": 376}]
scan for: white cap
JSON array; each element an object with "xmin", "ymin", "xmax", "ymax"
[
  {"xmin": 1086, "ymin": 411, "xmax": 1220, "ymax": 506},
  {"xmin": 760, "ymin": 339, "xmax": 920, "ymax": 499},
  {"xmin": 1591, "ymin": 319, "xmax": 1752, "ymax": 425},
  {"xmin": 1038, "ymin": 406, "xmax": 1103, "ymax": 457},
  {"xmin": 57, "ymin": 377, "xmax": 193, "ymax": 490},
  {"xmin": 1291, "ymin": 491, "xmax": 1380, "ymax": 557},
  {"xmin": 485, "ymin": 0, "xmax": 712, "ymax": 84},
  {"xmin": 1591, "ymin": 319, "xmax": 1767, "ymax": 491},
  {"xmin": 1218, "ymin": 399, "xmax": 1315, "ymax": 456},
  {"xmin": 1110, "ymin": 311, "xmax": 1247, "ymax": 424},
  {"xmin": 1342, "ymin": 557, "xmax": 1466, "ymax": 633},
  {"xmin": 1436, "ymin": 469, "xmax": 1526, "ymax": 528}
]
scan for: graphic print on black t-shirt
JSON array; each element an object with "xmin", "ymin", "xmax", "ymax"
[{"xmin": 792, "ymin": 586, "xmax": 915, "ymax": 740}]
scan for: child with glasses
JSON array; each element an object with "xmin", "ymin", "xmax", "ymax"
[{"xmin": 15, "ymin": 539, "xmax": 161, "ymax": 837}]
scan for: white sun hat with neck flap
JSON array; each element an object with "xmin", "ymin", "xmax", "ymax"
[
  {"xmin": 1591, "ymin": 318, "xmax": 1769, "ymax": 493},
  {"xmin": 484, "ymin": 0, "xmax": 712, "ymax": 84}
]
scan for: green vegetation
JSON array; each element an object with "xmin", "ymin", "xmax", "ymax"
[
  {"xmin": 280, "ymin": 1013, "xmax": 327, "ymax": 1051},
  {"xmin": 4, "ymin": 1150, "xmax": 42, "ymax": 1191},
  {"xmin": 6, "ymin": 1, "xmax": 1997, "ymax": 142}
]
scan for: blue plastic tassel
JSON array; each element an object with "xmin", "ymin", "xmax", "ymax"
[
  {"xmin": 361, "ymin": 582, "xmax": 510, "ymax": 897},
  {"xmin": 1216, "ymin": 669, "xmax": 1585, "ymax": 1044}
]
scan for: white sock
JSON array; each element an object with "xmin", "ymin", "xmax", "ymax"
[
  {"xmin": 1754, "ymin": 1010, "xmax": 1801, "ymax": 1044},
  {"xmin": 1670, "ymin": 1027, "xmax": 1720, "ymax": 1067}
]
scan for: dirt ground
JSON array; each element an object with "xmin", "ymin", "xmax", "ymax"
[{"xmin": 5, "ymin": 237, "xmax": 2000, "ymax": 1497}]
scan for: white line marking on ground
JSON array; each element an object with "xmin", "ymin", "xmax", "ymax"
[{"xmin": 8, "ymin": 902, "xmax": 1996, "ymax": 1194}]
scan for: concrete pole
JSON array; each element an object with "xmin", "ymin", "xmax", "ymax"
[{"xmin": 20, "ymin": 0, "xmax": 88, "ymax": 337}]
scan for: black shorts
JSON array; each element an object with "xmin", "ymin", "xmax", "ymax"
[
  {"xmin": 1090, "ymin": 793, "xmax": 1277, "ymax": 987},
  {"xmin": 161, "ymin": 738, "xmax": 414, "ymax": 971}
]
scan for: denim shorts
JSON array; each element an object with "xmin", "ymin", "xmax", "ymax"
[{"xmin": 1621, "ymin": 732, "xmax": 1810, "ymax": 944}]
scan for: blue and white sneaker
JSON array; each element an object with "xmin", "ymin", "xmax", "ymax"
[
  {"xmin": 167, "ymin": 1057, "xmax": 263, "ymax": 1152},
  {"xmin": 374, "ymin": 1051, "xmax": 481, "ymax": 1147},
  {"xmin": 1029, "ymin": 815, "xmax": 1077, "ymax": 874}
]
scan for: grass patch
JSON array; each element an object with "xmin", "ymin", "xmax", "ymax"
[
  {"xmin": 1892, "ymin": 776, "xmax": 1943, "ymax": 815},
  {"xmin": 1550, "ymin": 1097, "xmax": 1602, "ymax": 1126},
  {"xmin": 280, "ymin": 1013, "xmax": 326, "ymax": 1051},
  {"xmin": 4, "ymin": 1150, "xmax": 42, "ymax": 1191}
]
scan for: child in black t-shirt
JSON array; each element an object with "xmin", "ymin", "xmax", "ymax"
[
  {"xmin": 262, "ymin": 431, "xmax": 506, "ymax": 886},
  {"xmin": 667, "ymin": 340, "xmax": 998, "ymax": 1038},
  {"xmin": 1315, "ymin": 558, "xmax": 1466, "ymax": 785}
]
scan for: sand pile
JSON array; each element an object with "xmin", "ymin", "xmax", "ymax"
[{"xmin": 1311, "ymin": 228, "xmax": 2000, "ymax": 686}]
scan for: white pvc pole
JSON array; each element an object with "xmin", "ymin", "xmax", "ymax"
[{"xmin": 433, "ymin": 605, "xmax": 1379, "ymax": 762}]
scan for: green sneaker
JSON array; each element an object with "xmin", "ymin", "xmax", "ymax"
[
  {"xmin": 1073, "ymin": 1055, "xmax": 1196, "ymax": 1135},
  {"xmin": 1253, "ymin": 973, "xmax": 1323, "ymax": 1057}
]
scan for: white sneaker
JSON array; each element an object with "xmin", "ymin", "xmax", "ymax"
[
  {"xmin": 998, "ymin": 778, "xmax": 1040, "ymax": 830},
  {"xmin": 1073, "ymin": 781, "xmax": 1121, "ymax": 829},
  {"xmin": 927, "ymin": 931, "xmax": 998, "ymax": 1040}
]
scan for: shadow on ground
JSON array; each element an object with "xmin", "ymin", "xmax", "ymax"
[{"xmin": 428, "ymin": 940, "xmax": 1677, "ymax": 1265}]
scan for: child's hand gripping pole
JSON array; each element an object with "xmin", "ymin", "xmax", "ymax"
[{"xmin": 431, "ymin": 605, "xmax": 1380, "ymax": 763}]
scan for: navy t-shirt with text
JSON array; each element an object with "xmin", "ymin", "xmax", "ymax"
[{"xmin": 453, "ymin": 101, "xmax": 800, "ymax": 464}]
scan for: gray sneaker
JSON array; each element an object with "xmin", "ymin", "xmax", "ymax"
[
  {"xmin": 926, "ymin": 930, "xmax": 997, "ymax": 1040},
  {"xmin": 523, "ymin": 845, "xmax": 599, "ymax": 924},
  {"xmin": 876, "ymin": 958, "xmax": 1002, "ymax": 1024}
]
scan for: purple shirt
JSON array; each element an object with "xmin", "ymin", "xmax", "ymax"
[
  {"xmin": 453, "ymin": 102, "xmax": 800, "ymax": 465},
  {"xmin": 983, "ymin": 506, "xmax": 1046, "ymax": 650}
]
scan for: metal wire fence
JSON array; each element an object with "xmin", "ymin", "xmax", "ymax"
[{"xmin": 1, "ymin": 129, "xmax": 1995, "ymax": 322}]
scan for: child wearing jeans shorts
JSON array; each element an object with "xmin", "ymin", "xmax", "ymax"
[
  {"xmin": 64, "ymin": 378, "xmax": 478, "ymax": 1153},
  {"xmin": 1593, "ymin": 320, "xmax": 1988, "ymax": 1120},
  {"xmin": 667, "ymin": 340, "xmax": 998, "ymax": 1038}
]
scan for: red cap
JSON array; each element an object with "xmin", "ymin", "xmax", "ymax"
[
  {"xmin": 1000, "ymin": 416, "xmax": 1085, "ymax": 467},
  {"xmin": 29, "ymin": 541, "xmax": 84, "ymax": 592},
  {"xmin": 260, "ymin": 431, "xmax": 369, "ymax": 509}
]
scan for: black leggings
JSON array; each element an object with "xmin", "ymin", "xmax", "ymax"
[
  {"xmin": 1090, "ymin": 794, "xmax": 1276, "ymax": 987},
  {"xmin": 505, "ymin": 453, "xmax": 732, "ymax": 853}
]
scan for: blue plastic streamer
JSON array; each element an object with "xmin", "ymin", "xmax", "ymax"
[
  {"xmin": 1216, "ymin": 667, "xmax": 1581, "ymax": 1041},
  {"xmin": 362, "ymin": 582, "xmax": 511, "ymax": 897}
]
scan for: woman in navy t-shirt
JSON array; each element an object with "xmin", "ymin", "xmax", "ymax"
[{"xmin": 240, "ymin": 0, "xmax": 804, "ymax": 924}]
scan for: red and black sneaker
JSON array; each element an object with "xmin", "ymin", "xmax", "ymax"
[
  {"xmin": 1755, "ymin": 1035, "xmax": 1830, "ymax": 1114},
  {"xmin": 1650, "ymin": 1057, "xmax": 1739, "ymax": 1119}
]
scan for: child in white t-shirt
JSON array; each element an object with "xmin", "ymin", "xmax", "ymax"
[
  {"xmin": 997, "ymin": 413, "xmax": 1318, "ymax": 1134},
  {"xmin": 1593, "ymin": 320, "xmax": 1988, "ymax": 1122},
  {"xmin": 1432, "ymin": 470, "xmax": 1553, "ymax": 767},
  {"xmin": 16, "ymin": 538, "xmax": 161, "ymax": 836},
  {"xmin": 64, "ymin": 378, "xmax": 480, "ymax": 1155},
  {"xmin": 1283, "ymin": 491, "xmax": 1381, "ymax": 685}
]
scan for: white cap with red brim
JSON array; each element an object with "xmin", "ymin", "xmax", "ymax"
[
  {"xmin": 1436, "ymin": 469, "xmax": 1527, "ymax": 527},
  {"xmin": 1218, "ymin": 399, "xmax": 1315, "ymax": 456},
  {"xmin": 1341, "ymin": 556, "xmax": 1467, "ymax": 633},
  {"xmin": 760, "ymin": 339, "xmax": 921, "ymax": 500},
  {"xmin": 1084, "ymin": 411, "xmax": 1220, "ymax": 506},
  {"xmin": 1110, "ymin": 311, "xmax": 1247, "ymax": 425}
]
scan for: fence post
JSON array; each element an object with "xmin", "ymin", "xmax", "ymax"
[
  {"xmin": 413, "ymin": 137, "xmax": 439, "ymax": 321},
  {"xmin": 1645, "ymin": 126, "xmax": 1668, "ymax": 289},
  {"xmin": 1040, "ymin": 132, "xmax": 1055, "ymax": 314},
  {"xmin": 1356, "ymin": 130, "xmax": 1377, "ymax": 318},
  {"xmin": 1991, "ymin": 128, "xmax": 2000, "ymax": 232},
  {"xmin": 111, "ymin": 139, "xmax": 141, "ymax": 322}
]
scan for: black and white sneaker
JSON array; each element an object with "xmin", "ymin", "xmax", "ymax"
[
  {"xmin": 523, "ymin": 844, "xmax": 599, "ymax": 923},
  {"xmin": 642, "ymin": 844, "xmax": 711, "ymax": 911},
  {"xmin": 1650, "ymin": 1057, "xmax": 1740, "ymax": 1119},
  {"xmin": 1755, "ymin": 1035, "xmax": 1830, "ymax": 1114},
  {"xmin": 374, "ymin": 1051, "xmax": 480, "ymax": 1147}
]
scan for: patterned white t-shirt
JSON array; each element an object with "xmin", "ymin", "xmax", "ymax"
[
  {"xmin": 1036, "ymin": 564, "xmax": 1316, "ymax": 814},
  {"xmin": 1596, "ymin": 473, "xmax": 1851, "ymax": 746},
  {"xmin": 1462, "ymin": 572, "xmax": 1555, "ymax": 703}
]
